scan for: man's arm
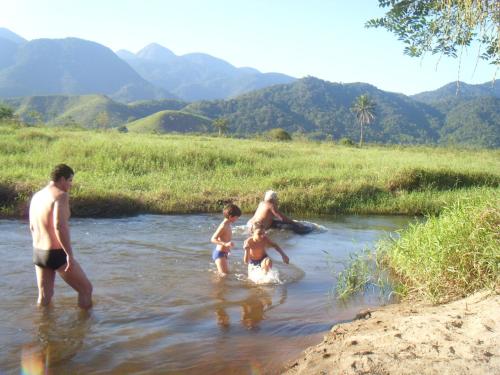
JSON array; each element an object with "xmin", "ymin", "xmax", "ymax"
[
  {"xmin": 270, "ymin": 204, "xmax": 294, "ymax": 224},
  {"xmin": 53, "ymin": 193, "xmax": 74, "ymax": 271}
]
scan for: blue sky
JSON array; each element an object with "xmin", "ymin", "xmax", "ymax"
[{"xmin": 1, "ymin": 0, "xmax": 497, "ymax": 95}]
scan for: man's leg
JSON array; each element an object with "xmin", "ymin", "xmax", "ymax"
[
  {"xmin": 58, "ymin": 260, "xmax": 93, "ymax": 309},
  {"xmin": 35, "ymin": 265, "xmax": 56, "ymax": 306}
]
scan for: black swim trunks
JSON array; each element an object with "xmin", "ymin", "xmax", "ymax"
[{"xmin": 33, "ymin": 248, "xmax": 67, "ymax": 270}]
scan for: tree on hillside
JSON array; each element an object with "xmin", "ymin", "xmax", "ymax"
[
  {"xmin": 352, "ymin": 95, "xmax": 376, "ymax": 147},
  {"xmin": 95, "ymin": 111, "xmax": 110, "ymax": 129},
  {"xmin": 0, "ymin": 104, "xmax": 14, "ymax": 120},
  {"xmin": 367, "ymin": 1, "xmax": 500, "ymax": 67},
  {"xmin": 27, "ymin": 110, "xmax": 43, "ymax": 125},
  {"xmin": 212, "ymin": 117, "xmax": 229, "ymax": 136}
]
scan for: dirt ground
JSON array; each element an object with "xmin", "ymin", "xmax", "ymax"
[{"xmin": 282, "ymin": 291, "xmax": 499, "ymax": 375}]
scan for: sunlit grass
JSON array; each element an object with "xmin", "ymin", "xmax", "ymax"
[
  {"xmin": 1, "ymin": 122, "xmax": 499, "ymax": 218},
  {"xmin": 378, "ymin": 193, "xmax": 499, "ymax": 302}
]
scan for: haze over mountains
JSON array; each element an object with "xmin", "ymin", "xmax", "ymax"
[
  {"xmin": 116, "ymin": 43, "xmax": 296, "ymax": 101},
  {"xmin": 0, "ymin": 28, "xmax": 498, "ymax": 147},
  {"xmin": 0, "ymin": 29, "xmax": 173, "ymax": 102}
]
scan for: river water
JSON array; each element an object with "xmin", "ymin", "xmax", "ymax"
[{"xmin": 0, "ymin": 214, "xmax": 411, "ymax": 374}]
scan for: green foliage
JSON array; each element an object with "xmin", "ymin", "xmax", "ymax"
[
  {"xmin": 379, "ymin": 195, "xmax": 500, "ymax": 302},
  {"xmin": 339, "ymin": 137, "xmax": 355, "ymax": 146},
  {"xmin": 266, "ymin": 128, "xmax": 292, "ymax": 141},
  {"xmin": 439, "ymin": 97, "xmax": 500, "ymax": 148},
  {"xmin": 0, "ymin": 103, "xmax": 14, "ymax": 120},
  {"xmin": 367, "ymin": 0, "xmax": 500, "ymax": 65},
  {"xmin": 212, "ymin": 117, "xmax": 229, "ymax": 136}
]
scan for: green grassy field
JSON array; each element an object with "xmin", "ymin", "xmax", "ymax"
[{"xmin": 1, "ymin": 122, "xmax": 499, "ymax": 218}]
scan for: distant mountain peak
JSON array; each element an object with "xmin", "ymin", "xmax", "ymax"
[
  {"xmin": 116, "ymin": 49, "xmax": 137, "ymax": 60},
  {"xmin": 0, "ymin": 27, "xmax": 27, "ymax": 44},
  {"xmin": 137, "ymin": 43, "xmax": 176, "ymax": 61}
]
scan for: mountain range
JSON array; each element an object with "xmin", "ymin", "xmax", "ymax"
[
  {"xmin": 0, "ymin": 28, "xmax": 498, "ymax": 147},
  {"xmin": 116, "ymin": 43, "xmax": 295, "ymax": 101},
  {"xmin": 0, "ymin": 30, "xmax": 173, "ymax": 102},
  {"xmin": 0, "ymin": 28, "xmax": 294, "ymax": 102}
]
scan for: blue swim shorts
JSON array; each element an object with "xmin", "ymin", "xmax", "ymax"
[{"xmin": 212, "ymin": 248, "xmax": 228, "ymax": 261}]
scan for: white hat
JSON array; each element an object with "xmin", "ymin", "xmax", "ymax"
[{"xmin": 264, "ymin": 190, "xmax": 277, "ymax": 202}]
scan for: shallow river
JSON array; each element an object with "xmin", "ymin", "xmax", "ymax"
[{"xmin": 0, "ymin": 214, "xmax": 411, "ymax": 374}]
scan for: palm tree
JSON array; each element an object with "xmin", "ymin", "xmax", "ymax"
[
  {"xmin": 352, "ymin": 95, "xmax": 376, "ymax": 147},
  {"xmin": 212, "ymin": 117, "xmax": 229, "ymax": 136}
]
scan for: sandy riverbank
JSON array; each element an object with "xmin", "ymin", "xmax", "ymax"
[{"xmin": 283, "ymin": 291, "xmax": 499, "ymax": 375}]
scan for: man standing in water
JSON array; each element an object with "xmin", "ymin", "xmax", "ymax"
[
  {"xmin": 247, "ymin": 190, "xmax": 307, "ymax": 233},
  {"xmin": 29, "ymin": 164, "xmax": 92, "ymax": 309}
]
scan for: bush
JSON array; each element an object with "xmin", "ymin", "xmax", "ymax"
[
  {"xmin": 0, "ymin": 104, "xmax": 14, "ymax": 120},
  {"xmin": 117, "ymin": 126, "xmax": 128, "ymax": 133},
  {"xmin": 266, "ymin": 128, "xmax": 292, "ymax": 141},
  {"xmin": 339, "ymin": 137, "xmax": 355, "ymax": 146}
]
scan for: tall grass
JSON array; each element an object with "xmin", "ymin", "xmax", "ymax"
[
  {"xmin": 377, "ymin": 193, "xmax": 499, "ymax": 302},
  {"xmin": 1, "ymin": 123, "xmax": 499, "ymax": 217}
]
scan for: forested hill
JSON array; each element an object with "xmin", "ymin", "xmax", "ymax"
[
  {"xmin": 184, "ymin": 77, "xmax": 444, "ymax": 144},
  {"xmin": 412, "ymin": 81, "xmax": 499, "ymax": 104},
  {"xmin": 2, "ymin": 77, "xmax": 498, "ymax": 147}
]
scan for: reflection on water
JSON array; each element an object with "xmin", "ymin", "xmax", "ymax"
[
  {"xmin": 212, "ymin": 280, "xmax": 287, "ymax": 332},
  {"xmin": 20, "ymin": 308, "xmax": 92, "ymax": 375},
  {"xmin": 0, "ymin": 214, "xmax": 413, "ymax": 374}
]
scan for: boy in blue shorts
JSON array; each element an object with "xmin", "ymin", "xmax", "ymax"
[{"xmin": 210, "ymin": 204, "xmax": 241, "ymax": 276}]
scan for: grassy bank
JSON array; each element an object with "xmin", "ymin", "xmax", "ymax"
[
  {"xmin": 378, "ymin": 193, "xmax": 499, "ymax": 302},
  {"xmin": 1, "ymin": 123, "xmax": 499, "ymax": 218},
  {"xmin": 336, "ymin": 191, "xmax": 499, "ymax": 303}
]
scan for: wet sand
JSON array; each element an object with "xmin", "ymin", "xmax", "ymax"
[{"xmin": 283, "ymin": 290, "xmax": 499, "ymax": 375}]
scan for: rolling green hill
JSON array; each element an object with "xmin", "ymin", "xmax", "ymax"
[
  {"xmin": 4, "ymin": 95, "xmax": 187, "ymax": 128},
  {"xmin": 127, "ymin": 110, "xmax": 212, "ymax": 133}
]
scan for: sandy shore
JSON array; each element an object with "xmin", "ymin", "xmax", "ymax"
[{"xmin": 283, "ymin": 291, "xmax": 499, "ymax": 375}]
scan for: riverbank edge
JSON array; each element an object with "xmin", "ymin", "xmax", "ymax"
[
  {"xmin": 0, "ymin": 183, "xmax": 490, "ymax": 219},
  {"xmin": 282, "ymin": 290, "xmax": 499, "ymax": 375}
]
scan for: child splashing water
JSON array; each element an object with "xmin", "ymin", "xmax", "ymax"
[
  {"xmin": 210, "ymin": 204, "xmax": 241, "ymax": 277},
  {"xmin": 243, "ymin": 222, "xmax": 289, "ymax": 284}
]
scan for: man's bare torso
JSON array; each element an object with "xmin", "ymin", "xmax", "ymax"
[
  {"xmin": 249, "ymin": 201, "xmax": 275, "ymax": 229},
  {"xmin": 29, "ymin": 185, "xmax": 68, "ymax": 250}
]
